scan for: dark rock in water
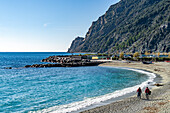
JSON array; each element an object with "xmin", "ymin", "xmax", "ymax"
[
  {"xmin": 25, "ymin": 65, "xmax": 31, "ymax": 68},
  {"xmin": 4, "ymin": 67, "xmax": 12, "ymax": 69}
]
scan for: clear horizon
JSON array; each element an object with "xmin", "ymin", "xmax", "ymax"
[{"xmin": 0, "ymin": 0, "xmax": 119, "ymax": 52}]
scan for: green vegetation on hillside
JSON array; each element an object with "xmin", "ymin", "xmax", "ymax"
[{"xmin": 68, "ymin": 0, "xmax": 170, "ymax": 53}]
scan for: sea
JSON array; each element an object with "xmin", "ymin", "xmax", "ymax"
[{"xmin": 0, "ymin": 52, "xmax": 156, "ymax": 113}]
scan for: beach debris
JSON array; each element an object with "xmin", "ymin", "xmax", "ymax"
[
  {"xmin": 154, "ymin": 83, "xmax": 164, "ymax": 86},
  {"xmin": 154, "ymin": 68, "xmax": 161, "ymax": 72},
  {"xmin": 143, "ymin": 106, "xmax": 158, "ymax": 112},
  {"xmin": 158, "ymin": 102, "xmax": 168, "ymax": 106},
  {"xmin": 142, "ymin": 61, "xmax": 153, "ymax": 64}
]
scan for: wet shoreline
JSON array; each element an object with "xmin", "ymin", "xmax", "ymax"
[{"xmin": 81, "ymin": 62, "xmax": 170, "ymax": 113}]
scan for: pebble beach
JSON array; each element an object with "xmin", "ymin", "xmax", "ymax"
[{"xmin": 81, "ymin": 61, "xmax": 170, "ymax": 113}]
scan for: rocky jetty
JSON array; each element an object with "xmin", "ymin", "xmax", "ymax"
[
  {"xmin": 41, "ymin": 55, "xmax": 90, "ymax": 63},
  {"xmin": 24, "ymin": 62, "xmax": 102, "ymax": 68},
  {"xmin": 24, "ymin": 55, "xmax": 104, "ymax": 68}
]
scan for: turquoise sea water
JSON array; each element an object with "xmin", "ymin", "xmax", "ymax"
[{"xmin": 0, "ymin": 52, "xmax": 152, "ymax": 112}]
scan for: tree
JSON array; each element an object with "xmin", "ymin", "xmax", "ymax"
[
  {"xmin": 163, "ymin": 52, "xmax": 167, "ymax": 55},
  {"xmin": 119, "ymin": 52, "xmax": 124, "ymax": 59},
  {"xmin": 126, "ymin": 52, "xmax": 130, "ymax": 55},
  {"xmin": 157, "ymin": 52, "xmax": 160, "ymax": 57},
  {"xmin": 145, "ymin": 51, "xmax": 149, "ymax": 56},
  {"xmin": 133, "ymin": 52, "xmax": 139, "ymax": 58},
  {"xmin": 152, "ymin": 52, "xmax": 155, "ymax": 55}
]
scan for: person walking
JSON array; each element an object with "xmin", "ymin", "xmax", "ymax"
[
  {"xmin": 145, "ymin": 87, "xmax": 150, "ymax": 100},
  {"xmin": 137, "ymin": 87, "xmax": 142, "ymax": 99}
]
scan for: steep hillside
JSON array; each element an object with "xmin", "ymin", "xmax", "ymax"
[
  {"xmin": 68, "ymin": 0, "xmax": 170, "ymax": 53},
  {"xmin": 68, "ymin": 37, "xmax": 84, "ymax": 52}
]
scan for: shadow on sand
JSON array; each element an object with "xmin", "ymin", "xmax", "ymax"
[{"xmin": 141, "ymin": 98, "xmax": 164, "ymax": 101}]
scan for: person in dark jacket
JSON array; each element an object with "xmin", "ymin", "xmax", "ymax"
[
  {"xmin": 145, "ymin": 87, "xmax": 150, "ymax": 100},
  {"xmin": 137, "ymin": 87, "xmax": 142, "ymax": 99}
]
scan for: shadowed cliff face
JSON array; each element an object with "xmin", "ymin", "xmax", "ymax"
[
  {"xmin": 68, "ymin": 0, "xmax": 170, "ymax": 53},
  {"xmin": 68, "ymin": 37, "xmax": 85, "ymax": 52}
]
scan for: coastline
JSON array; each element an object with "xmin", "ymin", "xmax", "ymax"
[
  {"xmin": 80, "ymin": 61, "xmax": 170, "ymax": 113},
  {"xmin": 38, "ymin": 66, "xmax": 157, "ymax": 113}
]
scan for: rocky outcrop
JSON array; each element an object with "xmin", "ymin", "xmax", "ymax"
[
  {"xmin": 23, "ymin": 55, "xmax": 104, "ymax": 68},
  {"xmin": 68, "ymin": 0, "xmax": 170, "ymax": 53},
  {"xmin": 24, "ymin": 62, "xmax": 103, "ymax": 68},
  {"xmin": 68, "ymin": 37, "xmax": 84, "ymax": 53},
  {"xmin": 41, "ymin": 55, "xmax": 89, "ymax": 63}
]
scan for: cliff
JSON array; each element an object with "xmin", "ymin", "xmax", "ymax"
[
  {"xmin": 68, "ymin": 0, "xmax": 170, "ymax": 53},
  {"xmin": 68, "ymin": 37, "xmax": 84, "ymax": 52}
]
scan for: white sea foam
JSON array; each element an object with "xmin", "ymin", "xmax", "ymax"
[{"xmin": 30, "ymin": 67, "xmax": 156, "ymax": 113}]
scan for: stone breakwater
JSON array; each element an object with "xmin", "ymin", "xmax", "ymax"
[
  {"xmin": 24, "ymin": 55, "xmax": 105, "ymax": 68},
  {"xmin": 4, "ymin": 55, "xmax": 105, "ymax": 69},
  {"xmin": 24, "ymin": 62, "xmax": 103, "ymax": 68},
  {"xmin": 41, "ymin": 55, "xmax": 89, "ymax": 63}
]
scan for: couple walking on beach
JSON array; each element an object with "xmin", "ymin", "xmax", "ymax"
[{"xmin": 137, "ymin": 87, "xmax": 151, "ymax": 100}]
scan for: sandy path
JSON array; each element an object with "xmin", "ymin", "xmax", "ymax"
[{"xmin": 80, "ymin": 62, "xmax": 170, "ymax": 113}]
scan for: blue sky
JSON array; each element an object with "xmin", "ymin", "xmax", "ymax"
[{"xmin": 0, "ymin": 0, "xmax": 119, "ymax": 52}]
